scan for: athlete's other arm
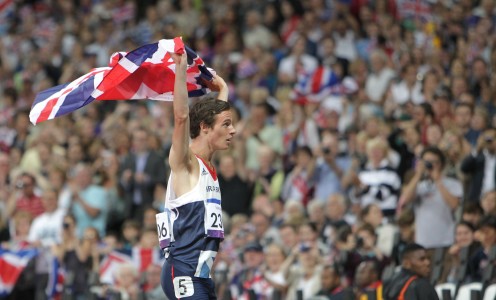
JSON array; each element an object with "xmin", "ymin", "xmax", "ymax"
[
  {"xmin": 204, "ymin": 74, "xmax": 229, "ymax": 102},
  {"xmin": 169, "ymin": 52, "xmax": 192, "ymax": 173}
]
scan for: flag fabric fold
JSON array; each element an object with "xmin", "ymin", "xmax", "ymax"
[
  {"xmin": 99, "ymin": 250, "xmax": 133, "ymax": 285},
  {"xmin": 30, "ymin": 37, "xmax": 214, "ymax": 125}
]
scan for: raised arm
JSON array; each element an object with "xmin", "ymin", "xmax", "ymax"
[
  {"xmin": 203, "ymin": 74, "xmax": 229, "ymax": 102},
  {"xmin": 169, "ymin": 52, "xmax": 192, "ymax": 172}
]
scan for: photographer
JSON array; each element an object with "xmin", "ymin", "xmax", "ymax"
[
  {"xmin": 399, "ymin": 147, "xmax": 462, "ymax": 249},
  {"xmin": 461, "ymin": 127, "xmax": 496, "ymax": 202}
]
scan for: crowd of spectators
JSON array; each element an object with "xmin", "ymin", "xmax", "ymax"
[{"xmin": 1, "ymin": 0, "xmax": 496, "ymax": 299}]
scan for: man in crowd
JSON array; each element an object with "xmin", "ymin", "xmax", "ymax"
[
  {"xmin": 6, "ymin": 172, "xmax": 44, "ymax": 219},
  {"xmin": 383, "ymin": 243, "xmax": 439, "ymax": 300},
  {"xmin": 119, "ymin": 127, "xmax": 167, "ymax": 221},
  {"xmin": 400, "ymin": 147, "xmax": 462, "ymax": 249},
  {"xmin": 461, "ymin": 128, "xmax": 496, "ymax": 202}
]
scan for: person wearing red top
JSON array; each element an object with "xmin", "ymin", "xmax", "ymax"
[{"xmin": 6, "ymin": 172, "xmax": 44, "ymax": 220}]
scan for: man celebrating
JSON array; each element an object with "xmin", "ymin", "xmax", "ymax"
[
  {"xmin": 383, "ymin": 243, "xmax": 439, "ymax": 300},
  {"xmin": 160, "ymin": 52, "xmax": 235, "ymax": 299}
]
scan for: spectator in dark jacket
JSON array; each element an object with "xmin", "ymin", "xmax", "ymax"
[
  {"xmin": 461, "ymin": 128, "xmax": 496, "ymax": 202},
  {"xmin": 383, "ymin": 243, "xmax": 439, "ymax": 300}
]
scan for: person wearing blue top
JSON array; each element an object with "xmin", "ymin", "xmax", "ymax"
[{"xmin": 70, "ymin": 164, "xmax": 108, "ymax": 239}]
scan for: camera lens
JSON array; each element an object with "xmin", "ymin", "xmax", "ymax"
[
  {"xmin": 424, "ymin": 161, "xmax": 433, "ymax": 170},
  {"xmin": 322, "ymin": 147, "xmax": 331, "ymax": 154}
]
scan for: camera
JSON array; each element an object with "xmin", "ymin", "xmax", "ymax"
[
  {"xmin": 356, "ymin": 236, "xmax": 364, "ymax": 248},
  {"xmin": 424, "ymin": 161, "xmax": 433, "ymax": 170},
  {"xmin": 299, "ymin": 242, "xmax": 311, "ymax": 253}
]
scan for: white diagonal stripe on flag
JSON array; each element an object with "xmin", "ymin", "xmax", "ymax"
[{"xmin": 118, "ymin": 56, "xmax": 139, "ymax": 73}]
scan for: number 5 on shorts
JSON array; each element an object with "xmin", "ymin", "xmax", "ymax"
[{"xmin": 173, "ymin": 276, "xmax": 194, "ymax": 298}]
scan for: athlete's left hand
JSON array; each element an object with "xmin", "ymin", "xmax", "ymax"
[{"xmin": 202, "ymin": 74, "xmax": 227, "ymax": 92}]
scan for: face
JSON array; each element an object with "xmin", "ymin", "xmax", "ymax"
[
  {"xmin": 298, "ymin": 224, "xmax": 316, "ymax": 243},
  {"xmin": 279, "ymin": 226, "xmax": 298, "ymax": 249},
  {"xmin": 132, "ymin": 130, "xmax": 148, "ymax": 153},
  {"xmin": 219, "ymin": 155, "xmax": 236, "ymax": 178},
  {"xmin": 404, "ymin": 249, "xmax": 431, "ymax": 278},
  {"xmin": 433, "ymin": 98, "xmax": 450, "ymax": 117},
  {"xmin": 481, "ymin": 192, "xmax": 496, "ymax": 215},
  {"xmin": 250, "ymin": 214, "xmax": 269, "ymax": 239},
  {"xmin": 364, "ymin": 205, "xmax": 383, "ymax": 228},
  {"xmin": 264, "ymin": 245, "xmax": 285, "ymax": 271},
  {"xmin": 355, "ymin": 262, "xmax": 376, "ymax": 288},
  {"xmin": 321, "ymin": 267, "xmax": 340, "ymax": 291},
  {"xmin": 413, "ymin": 106, "xmax": 427, "ymax": 123},
  {"xmin": 75, "ymin": 167, "xmax": 92, "ymax": 187},
  {"xmin": 308, "ymin": 204, "xmax": 325, "ymax": 223},
  {"xmin": 0, "ymin": 153, "xmax": 9, "ymax": 174},
  {"xmin": 18, "ymin": 175, "xmax": 35, "ymax": 196},
  {"xmin": 143, "ymin": 209, "xmax": 157, "ymax": 230},
  {"xmin": 455, "ymin": 224, "xmax": 474, "ymax": 247},
  {"xmin": 479, "ymin": 226, "xmax": 496, "ymax": 248},
  {"xmin": 367, "ymin": 144, "xmax": 385, "ymax": 165},
  {"xmin": 146, "ymin": 264, "xmax": 162, "ymax": 288},
  {"xmin": 207, "ymin": 110, "xmax": 236, "ymax": 151},
  {"xmin": 455, "ymin": 106, "xmax": 472, "ymax": 128},
  {"xmin": 357, "ymin": 230, "xmax": 375, "ymax": 250},
  {"xmin": 118, "ymin": 267, "xmax": 138, "ymax": 287},
  {"xmin": 63, "ymin": 217, "xmax": 76, "ymax": 234},
  {"xmin": 83, "ymin": 228, "xmax": 98, "ymax": 244},
  {"xmin": 243, "ymin": 250, "xmax": 265, "ymax": 268},
  {"xmin": 326, "ymin": 195, "xmax": 345, "ymax": 220},
  {"xmin": 41, "ymin": 190, "xmax": 58, "ymax": 212},
  {"xmin": 426, "ymin": 125, "xmax": 443, "ymax": 146}
]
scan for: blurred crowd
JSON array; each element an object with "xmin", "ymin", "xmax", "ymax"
[{"xmin": 1, "ymin": 0, "xmax": 496, "ymax": 299}]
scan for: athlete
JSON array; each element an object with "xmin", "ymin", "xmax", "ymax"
[{"xmin": 159, "ymin": 52, "xmax": 236, "ymax": 299}]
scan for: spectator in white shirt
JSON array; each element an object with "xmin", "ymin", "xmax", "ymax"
[
  {"xmin": 278, "ymin": 36, "xmax": 318, "ymax": 85},
  {"xmin": 28, "ymin": 187, "xmax": 65, "ymax": 247},
  {"xmin": 365, "ymin": 50, "xmax": 396, "ymax": 105}
]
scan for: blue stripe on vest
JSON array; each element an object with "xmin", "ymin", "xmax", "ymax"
[{"xmin": 206, "ymin": 198, "xmax": 221, "ymax": 205}]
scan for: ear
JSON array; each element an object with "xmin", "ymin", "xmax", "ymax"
[{"xmin": 199, "ymin": 121, "xmax": 209, "ymax": 134}]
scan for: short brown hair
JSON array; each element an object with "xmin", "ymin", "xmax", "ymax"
[{"xmin": 189, "ymin": 97, "xmax": 232, "ymax": 139}]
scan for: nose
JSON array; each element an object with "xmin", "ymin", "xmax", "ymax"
[{"xmin": 230, "ymin": 125, "xmax": 236, "ymax": 135}]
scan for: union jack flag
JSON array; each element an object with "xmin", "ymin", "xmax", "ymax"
[
  {"xmin": 292, "ymin": 66, "xmax": 341, "ymax": 104},
  {"xmin": 0, "ymin": 248, "xmax": 38, "ymax": 296},
  {"xmin": 29, "ymin": 37, "xmax": 215, "ymax": 125}
]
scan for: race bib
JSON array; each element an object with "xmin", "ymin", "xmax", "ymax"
[
  {"xmin": 173, "ymin": 276, "xmax": 194, "ymax": 298},
  {"xmin": 205, "ymin": 199, "xmax": 224, "ymax": 238},
  {"xmin": 156, "ymin": 211, "xmax": 171, "ymax": 249}
]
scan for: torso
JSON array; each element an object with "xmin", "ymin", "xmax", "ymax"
[{"xmin": 165, "ymin": 156, "xmax": 223, "ymax": 278}]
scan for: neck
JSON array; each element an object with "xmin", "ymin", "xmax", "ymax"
[{"xmin": 190, "ymin": 140, "xmax": 214, "ymax": 164}]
